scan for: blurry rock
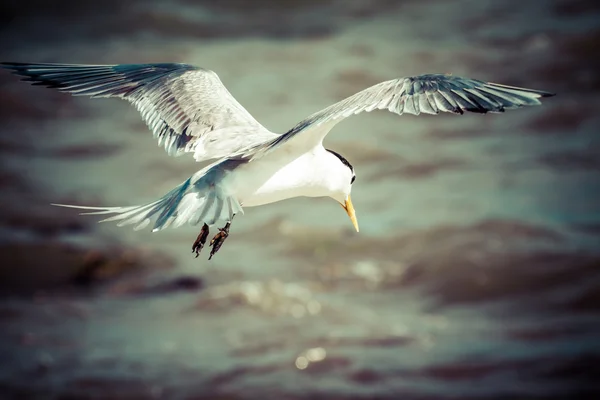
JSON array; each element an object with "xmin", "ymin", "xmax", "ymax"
[
  {"xmin": 570, "ymin": 222, "xmax": 600, "ymax": 236},
  {"xmin": 72, "ymin": 248, "xmax": 140, "ymax": 285},
  {"xmin": 0, "ymin": 241, "xmax": 173, "ymax": 296},
  {"xmin": 0, "ymin": 90, "xmax": 56, "ymax": 122},
  {"xmin": 106, "ymin": 275, "xmax": 204, "ymax": 296},
  {"xmin": 0, "ymin": 82, "xmax": 86, "ymax": 123},
  {"xmin": 525, "ymin": 100, "xmax": 596, "ymax": 133},
  {"xmin": 0, "ymin": 201, "xmax": 88, "ymax": 237},
  {"xmin": 554, "ymin": 0, "xmax": 600, "ymax": 15},
  {"xmin": 531, "ymin": 28, "xmax": 600, "ymax": 93},
  {"xmin": 0, "ymin": 242, "xmax": 88, "ymax": 295},
  {"xmin": 145, "ymin": 275, "xmax": 204, "ymax": 294},
  {"xmin": 42, "ymin": 143, "xmax": 123, "ymax": 159},
  {"xmin": 539, "ymin": 149, "xmax": 600, "ymax": 171},
  {"xmin": 368, "ymin": 157, "xmax": 468, "ymax": 181}
]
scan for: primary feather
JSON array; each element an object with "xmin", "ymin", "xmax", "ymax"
[
  {"xmin": 0, "ymin": 62, "xmax": 272, "ymax": 162},
  {"xmin": 264, "ymin": 74, "xmax": 555, "ymax": 150}
]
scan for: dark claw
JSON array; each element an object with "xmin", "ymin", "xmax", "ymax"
[
  {"xmin": 208, "ymin": 222, "xmax": 231, "ymax": 260},
  {"xmin": 192, "ymin": 223, "xmax": 210, "ymax": 258}
]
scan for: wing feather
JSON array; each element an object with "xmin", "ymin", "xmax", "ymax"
[
  {"xmin": 254, "ymin": 74, "xmax": 553, "ymax": 157},
  {"xmin": 0, "ymin": 62, "xmax": 271, "ymax": 162},
  {"xmin": 261, "ymin": 74, "xmax": 554, "ymax": 152}
]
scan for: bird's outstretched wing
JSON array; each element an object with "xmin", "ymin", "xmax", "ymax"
[
  {"xmin": 0, "ymin": 62, "xmax": 272, "ymax": 162},
  {"xmin": 260, "ymin": 74, "xmax": 555, "ymax": 152}
]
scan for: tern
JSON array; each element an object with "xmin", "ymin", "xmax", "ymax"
[{"xmin": 0, "ymin": 62, "xmax": 554, "ymax": 259}]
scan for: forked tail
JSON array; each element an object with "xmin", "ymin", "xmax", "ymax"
[{"xmin": 53, "ymin": 169, "xmax": 243, "ymax": 232}]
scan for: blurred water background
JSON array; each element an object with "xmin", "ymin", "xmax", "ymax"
[{"xmin": 1, "ymin": 0, "xmax": 599, "ymax": 399}]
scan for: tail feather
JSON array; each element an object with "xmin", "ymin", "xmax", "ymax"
[{"xmin": 52, "ymin": 170, "xmax": 242, "ymax": 231}]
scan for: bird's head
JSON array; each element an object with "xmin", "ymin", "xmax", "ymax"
[{"xmin": 325, "ymin": 149, "xmax": 359, "ymax": 232}]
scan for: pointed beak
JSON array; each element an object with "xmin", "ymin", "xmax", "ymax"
[{"xmin": 342, "ymin": 195, "xmax": 359, "ymax": 232}]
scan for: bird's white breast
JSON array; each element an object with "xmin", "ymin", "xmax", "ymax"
[{"xmin": 229, "ymin": 145, "xmax": 332, "ymax": 208}]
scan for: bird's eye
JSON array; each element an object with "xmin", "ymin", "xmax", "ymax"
[{"xmin": 351, "ymin": 175, "xmax": 356, "ymax": 184}]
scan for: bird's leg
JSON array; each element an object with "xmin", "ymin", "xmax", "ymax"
[
  {"xmin": 192, "ymin": 223, "xmax": 210, "ymax": 258},
  {"xmin": 208, "ymin": 216, "xmax": 234, "ymax": 260}
]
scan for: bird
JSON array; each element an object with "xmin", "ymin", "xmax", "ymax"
[{"xmin": 0, "ymin": 62, "xmax": 555, "ymax": 260}]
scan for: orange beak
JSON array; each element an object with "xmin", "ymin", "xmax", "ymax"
[{"xmin": 342, "ymin": 195, "xmax": 359, "ymax": 232}]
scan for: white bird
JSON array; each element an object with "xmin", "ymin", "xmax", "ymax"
[{"xmin": 0, "ymin": 62, "xmax": 555, "ymax": 259}]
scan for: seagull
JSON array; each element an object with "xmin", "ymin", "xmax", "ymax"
[{"xmin": 0, "ymin": 62, "xmax": 555, "ymax": 259}]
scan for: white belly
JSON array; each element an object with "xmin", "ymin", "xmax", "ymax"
[{"xmin": 228, "ymin": 148, "xmax": 329, "ymax": 208}]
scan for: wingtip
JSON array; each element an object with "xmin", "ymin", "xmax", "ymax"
[
  {"xmin": 0, "ymin": 62, "xmax": 30, "ymax": 70},
  {"xmin": 50, "ymin": 203, "xmax": 83, "ymax": 210},
  {"xmin": 50, "ymin": 203, "xmax": 104, "ymax": 210},
  {"xmin": 0, "ymin": 62, "xmax": 18, "ymax": 72}
]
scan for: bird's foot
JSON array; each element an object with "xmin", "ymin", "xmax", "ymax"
[
  {"xmin": 192, "ymin": 223, "xmax": 210, "ymax": 258},
  {"xmin": 209, "ymin": 221, "xmax": 231, "ymax": 260}
]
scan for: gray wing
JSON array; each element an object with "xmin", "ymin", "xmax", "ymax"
[
  {"xmin": 0, "ymin": 62, "xmax": 271, "ymax": 162},
  {"xmin": 261, "ymin": 74, "xmax": 555, "ymax": 151}
]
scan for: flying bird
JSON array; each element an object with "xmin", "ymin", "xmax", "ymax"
[{"xmin": 0, "ymin": 62, "xmax": 555, "ymax": 259}]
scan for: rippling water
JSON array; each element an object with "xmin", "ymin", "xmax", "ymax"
[{"xmin": 1, "ymin": 0, "xmax": 599, "ymax": 398}]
